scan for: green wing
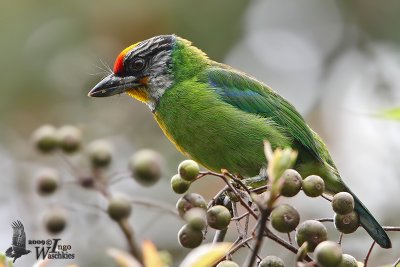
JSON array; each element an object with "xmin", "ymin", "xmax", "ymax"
[{"xmin": 206, "ymin": 67, "xmax": 323, "ymax": 162}]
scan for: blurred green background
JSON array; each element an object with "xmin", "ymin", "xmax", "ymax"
[{"xmin": 1, "ymin": 0, "xmax": 400, "ymax": 266}]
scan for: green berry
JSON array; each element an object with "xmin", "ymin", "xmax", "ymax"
[
  {"xmin": 44, "ymin": 209, "xmax": 67, "ymax": 234},
  {"xmin": 296, "ymin": 220, "xmax": 328, "ymax": 252},
  {"xmin": 171, "ymin": 174, "xmax": 191, "ymax": 194},
  {"xmin": 270, "ymin": 204, "xmax": 300, "ymax": 233},
  {"xmin": 217, "ymin": 260, "xmax": 239, "ymax": 267},
  {"xmin": 315, "ymin": 241, "xmax": 342, "ymax": 267},
  {"xmin": 32, "ymin": 125, "xmax": 59, "ymax": 153},
  {"xmin": 206, "ymin": 205, "xmax": 231, "ymax": 230},
  {"xmin": 178, "ymin": 160, "xmax": 200, "ymax": 181},
  {"xmin": 332, "ymin": 192, "xmax": 354, "ymax": 215},
  {"xmin": 302, "ymin": 175, "xmax": 325, "ymax": 197},
  {"xmin": 334, "ymin": 211, "xmax": 359, "ymax": 234},
  {"xmin": 107, "ymin": 195, "xmax": 132, "ymax": 221},
  {"xmin": 36, "ymin": 168, "xmax": 59, "ymax": 195},
  {"xmin": 176, "ymin": 193, "xmax": 207, "ymax": 218},
  {"xmin": 184, "ymin": 208, "xmax": 206, "ymax": 230},
  {"xmin": 280, "ymin": 169, "xmax": 302, "ymax": 197},
  {"xmin": 338, "ymin": 254, "xmax": 358, "ymax": 267},
  {"xmin": 258, "ymin": 256, "xmax": 285, "ymax": 267},
  {"xmin": 57, "ymin": 125, "xmax": 82, "ymax": 153},
  {"xmin": 129, "ymin": 149, "xmax": 163, "ymax": 186},
  {"xmin": 87, "ymin": 140, "xmax": 113, "ymax": 168},
  {"xmin": 178, "ymin": 224, "xmax": 203, "ymax": 248}
]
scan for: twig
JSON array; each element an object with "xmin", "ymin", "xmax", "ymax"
[
  {"xmin": 117, "ymin": 219, "xmax": 143, "ymax": 263},
  {"xmin": 383, "ymin": 226, "xmax": 400, "ymax": 231},
  {"xmin": 264, "ymin": 229, "xmax": 312, "ymax": 261},
  {"xmin": 244, "ymin": 242, "xmax": 262, "ymax": 262},
  {"xmin": 200, "ymin": 170, "xmax": 259, "ymax": 219},
  {"xmin": 55, "ymin": 151, "xmax": 82, "ymax": 177},
  {"xmin": 244, "ymin": 213, "xmax": 250, "ymax": 237},
  {"xmin": 196, "ymin": 171, "xmax": 217, "ymax": 180},
  {"xmin": 251, "ymin": 185, "xmax": 269, "ymax": 193},
  {"xmin": 108, "ymin": 175, "xmax": 130, "ymax": 185},
  {"xmin": 128, "ymin": 197, "xmax": 180, "ymax": 218},
  {"xmin": 287, "ymin": 232, "xmax": 292, "ymax": 245},
  {"xmin": 364, "ymin": 241, "xmax": 376, "ymax": 267},
  {"xmin": 321, "ymin": 193, "xmax": 332, "ymax": 202},
  {"xmin": 207, "ymin": 186, "xmax": 229, "ymax": 209},
  {"xmin": 338, "ymin": 233, "xmax": 343, "ymax": 245},
  {"xmin": 245, "ymin": 208, "xmax": 270, "ymax": 267},
  {"xmin": 219, "ymin": 173, "xmax": 258, "ymax": 219},
  {"xmin": 95, "ymin": 181, "xmax": 110, "ymax": 197},
  {"xmin": 232, "ymin": 202, "xmax": 245, "ymax": 238},
  {"xmin": 316, "ymin": 218, "xmax": 334, "ymax": 223},
  {"xmin": 225, "ymin": 172, "xmax": 252, "ymax": 196},
  {"xmin": 109, "ymin": 170, "xmax": 132, "ymax": 179},
  {"xmin": 228, "ymin": 236, "xmax": 254, "ymax": 256},
  {"xmin": 232, "ymin": 211, "xmax": 250, "ymax": 221}
]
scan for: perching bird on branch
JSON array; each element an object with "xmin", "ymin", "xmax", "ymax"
[{"xmin": 89, "ymin": 35, "xmax": 391, "ymax": 248}]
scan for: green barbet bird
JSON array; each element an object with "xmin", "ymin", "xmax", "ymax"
[{"xmin": 89, "ymin": 35, "xmax": 391, "ymax": 248}]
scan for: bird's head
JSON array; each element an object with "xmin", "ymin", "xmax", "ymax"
[{"xmin": 88, "ymin": 34, "xmax": 208, "ymax": 111}]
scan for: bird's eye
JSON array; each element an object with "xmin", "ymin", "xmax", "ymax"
[{"xmin": 131, "ymin": 58, "xmax": 145, "ymax": 71}]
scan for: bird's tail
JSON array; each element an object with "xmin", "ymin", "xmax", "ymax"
[{"xmin": 345, "ymin": 186, "xmax": 391, "ymax": 248}]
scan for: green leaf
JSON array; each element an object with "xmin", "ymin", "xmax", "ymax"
[{"xmin": 376, "ymin": 107, "xmax": 400, "ymax": 120}]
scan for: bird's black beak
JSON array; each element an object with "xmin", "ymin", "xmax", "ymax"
[{"xmin": 88, "ymin": 74, "xmax": 142, "ymax": 97}]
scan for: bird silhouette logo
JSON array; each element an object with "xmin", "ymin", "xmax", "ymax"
[{"xmin": 5, "ymin": 221, "xmax": 31, "ymax": 262}]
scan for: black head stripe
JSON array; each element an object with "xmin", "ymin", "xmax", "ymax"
[{"xmin": 126, "ymin": 35, "xmax": 175, "ymax": 61}]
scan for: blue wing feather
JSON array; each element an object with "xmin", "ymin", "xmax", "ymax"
[{"xmin": 206, "ymin": 67, "xmax": 323, "ymax": 162}]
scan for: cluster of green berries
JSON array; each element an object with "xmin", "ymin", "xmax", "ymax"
[
  {"xmin": 274, "ymin": 169, "xmax": 358, "ymax": 234},
  {"xmin": 269, "ymin": 169, "xmax": 359, "ymax": 266},
  {"xmin": 332, "ymin": 192, "xmax": 359, "ymax": 234},
  {"xmin": 33, "ymin": 125, "xmax": 82, "ymax": 154},
  {"xmin": 32, "ymin": 124, "xmax": 114, "ymax": 169},
  {"xmin": 170, "ymin": 160, "xmax": 200, "ymax": 194},
  {"xmin": 32, "ymin": 125, "xmax": 166, "ymax": 235},
  {"xmin": 278, "ymin": 169, "xmax": 325, "ymax": 198},
  {"xmin": 170, "ymin": 163, "xmax": 360, "ymax": 267},
  {"xmin": 33, "ymin": 125, "xmax": 362, "ymax": 266},
  {"xmin": 33, "ymin": 124, "xmax": 165, "ymax": 187},
  {"xmin": 34, "ymin": 168, "xmax": 67, "ymax": 234},
  {"xmin": 175, "ymin": 193, "xmax": 232, "ymax": 249},
  {"xmin": 314, "ymin": 241, "xmax": 358, "ymax": 267}
]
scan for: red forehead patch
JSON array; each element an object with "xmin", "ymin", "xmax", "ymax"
[{"xmin": 113, "ymin": 42, "xmax": 140, "ymax": 75}]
